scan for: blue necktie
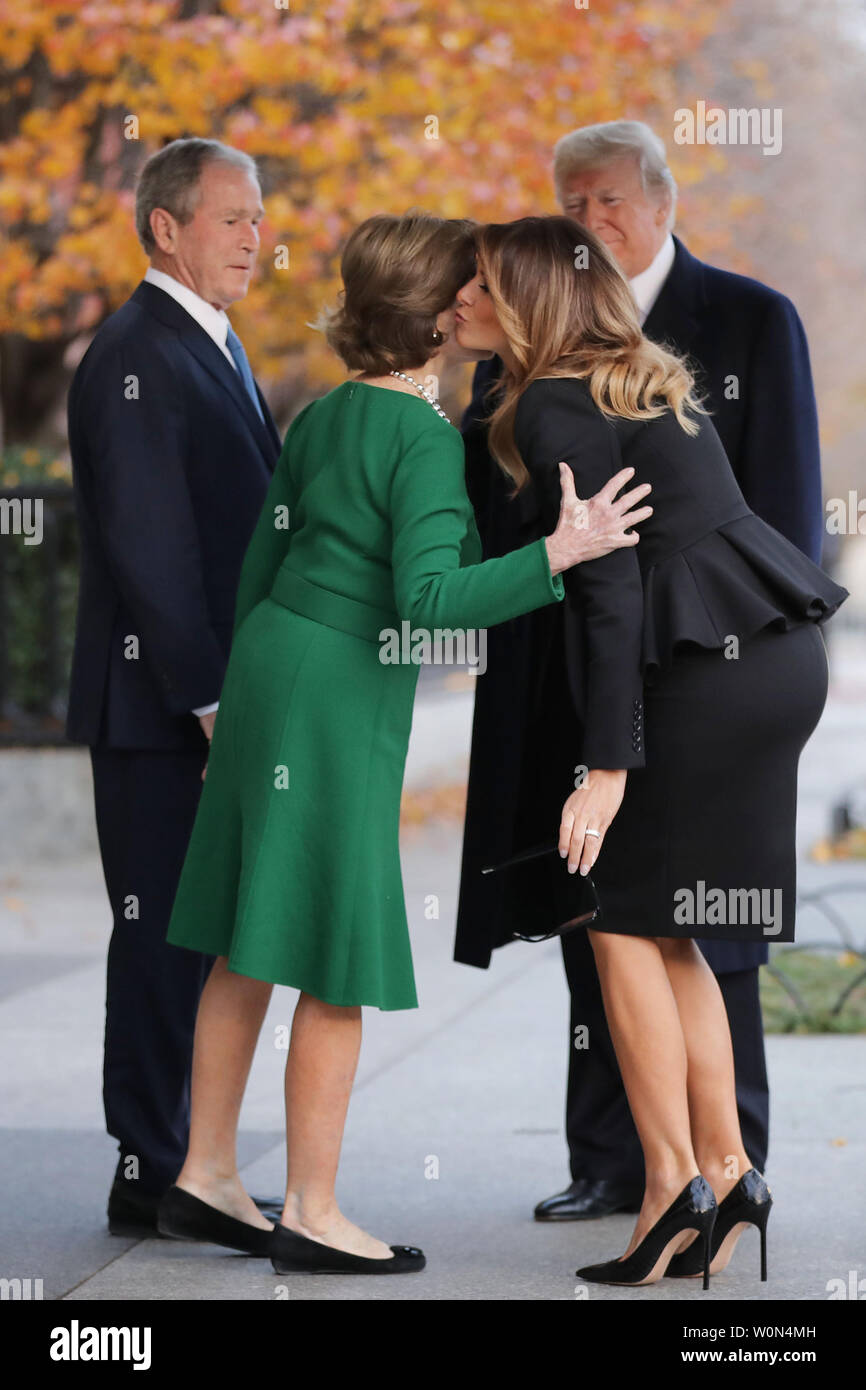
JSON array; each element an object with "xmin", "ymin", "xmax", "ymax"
[{"xmin": 225, "ymin": 324, "xmax": 265, "ymax": 424}]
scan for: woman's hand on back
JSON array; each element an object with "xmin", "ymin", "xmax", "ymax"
[{"xmin": 545, "ymin": 463, "xmax": 652, "ymax": 575}]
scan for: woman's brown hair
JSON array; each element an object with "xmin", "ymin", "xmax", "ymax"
[
  {"xmin": 473, "ymin": 216, "xmax": 706, "ymax": 491},
  {"xmin": 314, "ymin": 211, "xmax": 477, "ymax": 375}
]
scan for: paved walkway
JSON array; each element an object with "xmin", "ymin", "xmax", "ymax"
[{"xmin": 1, "ymin": 631, "xmax": 865, "ymax": 1300}]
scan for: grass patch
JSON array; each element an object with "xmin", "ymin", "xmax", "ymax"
[{"xmin": 761, "ymin": 949, "xmax": 866, "ymax": 1033}]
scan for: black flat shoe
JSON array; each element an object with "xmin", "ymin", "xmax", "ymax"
[
  {"xmin": 534, "ymin": 1178, "xmax": 643, "ymax": 1222},
  {"xmin": 666, "ymin": 1169, "xmax": 772, "ymax": 1280},
  {"xmin": 157, "ymin": 1185, "xmax": 274, "ymax": 1256},
  {"xmin": 270, "ymin": 1222, "xmax": 425, "ymax": 1275},
  {"xmin": 576, "ymin": 1175, "xmax": 717, "ymax": 1290}
]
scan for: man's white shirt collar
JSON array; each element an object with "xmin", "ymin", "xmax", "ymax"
[
  {"xmin": 144, "ymin": 266, "xmax": 233, "ymax": 362},
  {"xmin": 629, "ymin": 234, "xmax": 676, "ymax": 326}
]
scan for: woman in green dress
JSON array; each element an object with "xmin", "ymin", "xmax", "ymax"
[{"xmin": 158, "ymin": 212, "xmax": 653, "ymax": 1275}]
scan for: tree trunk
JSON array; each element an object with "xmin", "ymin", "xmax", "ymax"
[{"xmin": 0, "ymin": 335, "xmax": 73, "ymax": 451}]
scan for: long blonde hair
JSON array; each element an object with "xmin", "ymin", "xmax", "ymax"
[{"xmin": 473, "ymin": 217, "xmax": 706, "ymax": 491}]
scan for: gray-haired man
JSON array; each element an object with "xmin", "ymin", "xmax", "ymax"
[{"xmin": 66, "ymin": 138, "xmax": 283, "ymax": 1232}]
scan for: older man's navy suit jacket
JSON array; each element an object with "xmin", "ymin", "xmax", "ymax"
[{"xmin": 66, "ymin": 280, "xmax": 281, "ymax": 751}]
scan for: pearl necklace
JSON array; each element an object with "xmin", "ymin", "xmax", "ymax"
[{"xmin": 389, "ymin": 370, "xmax": 451, "ymax": 423}]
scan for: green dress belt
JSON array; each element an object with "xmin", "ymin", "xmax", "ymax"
[{"xmin": 269, "ymin": 566, "xmax": 400, "ymax": 644}]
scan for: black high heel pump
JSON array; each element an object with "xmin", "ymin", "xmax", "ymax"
[
  {"xmin": 576, "ymin": 1175, "xmax": 717, "ymax": 1290},
  {"xmin": 666, "ymin": 1168, "xmax": 772, "ymax": 1280}
]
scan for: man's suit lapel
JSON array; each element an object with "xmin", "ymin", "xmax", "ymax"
[
  {"xmin": 642, "ymin": 236, "xmax": 704, "ymax": 357},
  {"xmin": 181, "ymin": 324, "xmax": 279, "ymax": 463},
  {"xmin": 132, "ymin": 282, "xmax": 280, "ymax": 466}
]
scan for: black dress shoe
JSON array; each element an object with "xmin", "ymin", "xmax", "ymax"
[
  {"xmin": 157, "ymin": 1185, "xmax": 274, "ymax": 1256},
  {"xmin": 108, "ymin": 1182, "xmax": 283, "ymax": 1235},
  {"xmin": 270, "ymin": 1222, "xmax": 425, "ymax": 1275},
  {"xmin": 534, "ymin": 1178, "xmax": 643, "ymax": 1221},
  {"xmin": 107, "ymin": 1181, "xmax": 162, "ymax": 1236}
]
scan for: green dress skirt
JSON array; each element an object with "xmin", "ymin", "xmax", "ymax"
[{"xmin": 166, "ymin": 381, "xmax": 564, "ymax": 1010}]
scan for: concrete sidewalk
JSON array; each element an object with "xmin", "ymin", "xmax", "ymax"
[
  {"xmin": 2, "ymin": 817, "xmax": 865, "ymax": 1302},
  {"xmin": 1, "ymin": 633, "xmax": 865, "ymax": 1301}
]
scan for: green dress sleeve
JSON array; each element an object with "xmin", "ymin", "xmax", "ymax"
[
  {"xmin": 232, "ymin": 402, "xmax": 316, "ymax": 637},
  {"xmin": 390, "ymin": 420, "xmax": 565, "ymax": 629}
]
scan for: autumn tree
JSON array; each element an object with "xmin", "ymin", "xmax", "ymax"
[{"xmin": 0, "ymin": 0, "xmax": 727, "ymax": 446}]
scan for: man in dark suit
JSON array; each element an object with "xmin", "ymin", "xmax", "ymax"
[
  {"xmin": 455, "ymin": 119, "xmax": 823, "ymax": 1220},
  {"xmin": 66, "ymin": 138, "xmax": 283, "ymax": 1233}
]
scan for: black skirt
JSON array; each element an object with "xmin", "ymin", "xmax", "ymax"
[{"xmin": 587, "ymin": 621, "xmax": 828, "ymax": 944}]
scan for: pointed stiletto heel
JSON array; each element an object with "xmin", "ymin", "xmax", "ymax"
[
  {"xmin": 759, "ymin": 1203, "xmax": 769, "ymax": 1280},
  {"xmin": 576, "ymin": 1175, "xmax": 717, "ymax": 1289},
  {"xmin": 666, "ymin": 1168, "xmax": 772, "ymax": 1280}
]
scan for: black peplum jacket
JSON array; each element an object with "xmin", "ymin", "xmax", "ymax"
[
  {"xmin": 454, "ymin": 375, "xmax": 847, "ymax": 968},
  {"xmin": 513, "ymin": 376, "xmax": 846, "ymax": 767}
]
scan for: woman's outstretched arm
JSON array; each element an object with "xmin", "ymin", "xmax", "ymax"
[{"xmin": 390, "ymin": 421, "xmax": 650, "ymax": 633}]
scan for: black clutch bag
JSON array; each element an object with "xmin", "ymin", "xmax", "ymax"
[{"xmin": 481, "ymin": 840, "xmax": 601, "ymax": 942}]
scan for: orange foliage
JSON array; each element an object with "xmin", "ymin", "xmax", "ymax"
[{"xmin": 0, "ymin": 0, "xmax": 729, "ymax": 390}]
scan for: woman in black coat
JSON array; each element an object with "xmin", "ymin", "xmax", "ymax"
[{"xmin": 452, "ymin": 216, "xmax": 846, "ymax": 1288}]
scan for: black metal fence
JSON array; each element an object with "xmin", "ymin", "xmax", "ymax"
[
  {"xmin": 0, "ymin": 485, "xmax": 79, "ymax": 746},
  {"xmin": 757, "ymin": 880, "xmax": 866, "ymax": 1034}
]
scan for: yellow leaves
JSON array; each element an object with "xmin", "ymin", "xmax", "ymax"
[
  {"xmin": 0, "ymin": 0, "xmax": 734, "ymax": 356},
  {"xmin": 438, "ymin": 29, "xmax": 474, "ymax": 53},
  {"xmin": 0, "ymin": 190, "xmax": 145, "ymax": 335},
  {"xmin": 0, "ymin": 30, "xmax": 36, "ymax": 70},
  {"xmin": 0, "ymin": 240, "xmax": 36, "ymax": 307},
  {"xmin": 251, "ymin": 97, "xmax": 293, "ymax": 132},
  {"xmin": 67, "ymin": 203, "xmax": 94, "ymax": 230},
  {"xmin": 37, "ymin": 150, "xmax": 80, "ymax": 181}
]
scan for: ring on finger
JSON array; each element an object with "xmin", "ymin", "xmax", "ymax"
[{"xmin": 585, "ymin": 828, "xmax": 601, "ymax": 839}]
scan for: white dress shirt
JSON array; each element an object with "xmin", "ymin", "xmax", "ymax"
[
  {"xmin": 143, "ymin": 266, "xmax": 240, "ymax": 718},
  {"xmin": 144, "ymin": 266, "xmax": 238, "ymax": 372},
  {"xmin": 629, "ymin": 233, "xmax": 676, "ymax": 325}
]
